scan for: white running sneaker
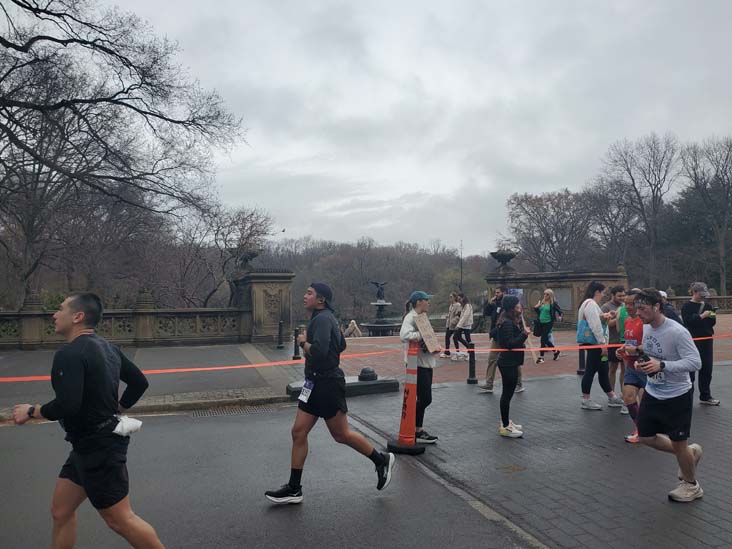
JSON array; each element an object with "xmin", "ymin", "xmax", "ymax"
[
  {"xmin": 450, "ymin": 354, "xmax": 460, "ymax": 361},
  {"xmin": 509, "ymin": 420, "xmax": 523, "ymax": 431},
  {"xmin": 515, "ymin": 385, "xmax": 525, "ymax": 393},
  {"xmin": 581, "ymin": 399, "xmax": 602, "ymax": 410},
  {"xmin": 620, "ymin": 405, "xmax": 629, "ymax": 415},
  {"xmin": 499, "ymin": 424, "xmax": 523, "ymax": 438},
  {"xmin": 607, "ymin": 396, "xmax": 624, "ymax": 407},
  {"xmin": 668, "ymin": 480, "xmax": 703, "ymax": 502},
  {"xmin": 439, "ymin": 352, "xmax": 449, "ymax": 358}
]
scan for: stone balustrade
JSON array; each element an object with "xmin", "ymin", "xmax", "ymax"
[{"xmin": 0, "ymin": 269, "xmax": 294, "ymax": 349}]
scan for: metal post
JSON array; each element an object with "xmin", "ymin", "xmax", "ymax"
[
  {"xmin": 292, "ymin": 327, "xmax": 301, "ymax": 360},
  {"xmin": 466, "ymin": 343, "xmax": 477, "ymax": 384},
  {"xmin": 276, "ymin": 320, "xmax": 284, "ymax": 349},
  {"xmin": 577, "ymin": 347, "xmax": 586, "ymax": 376}
]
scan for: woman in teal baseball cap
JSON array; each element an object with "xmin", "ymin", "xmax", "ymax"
[{"xmin": 400, "ymin": 290, "xmax": 441, "ymax": 443}]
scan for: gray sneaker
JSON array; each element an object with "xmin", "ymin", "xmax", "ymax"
[
  {"xmin": 607, "ymin": 396, "xmax": 624, "ymax": 407},
  {"xmin": 620, "ymin": 405, "xmax": 629, "ymax": 415},
  {"xmin": 581, "ymin": 399, "xmax": 602, "ymax": 410},
  {"xmin": 678, "ymin": 443, "xmax": 703, "ymax": 480},
  {"xmin": 668, "ymin": 480, "xmax": 703, "ymax": 502},
  {"xmin": 515, "ymin": 385, "xmax": 525, "ymax": 393},
  {"xmin": 477, "ymin": 383, "xmax": 494, "ymax": 394}
]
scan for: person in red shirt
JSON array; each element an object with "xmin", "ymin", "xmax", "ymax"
[{"xmin": 617, "ymin": 291, "xmax": 647, "ymax": 443}]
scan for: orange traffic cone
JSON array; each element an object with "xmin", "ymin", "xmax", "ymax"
[{"xmin": 387, "ymin": 340, "xmax": 426, "ymax": 455}]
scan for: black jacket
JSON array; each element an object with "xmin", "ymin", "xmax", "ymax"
[
  {"xmin": 533, "ymin": 302, "xmax": 563, "ymax": 324},
  {"xmin": 305, "ymin": 308, "xmax": 347, "ymax": 379},
  {"xmin": 681, "ymin": 301, "xmax": 716, "ymax": 338},
  {"xmin": 496, "ymin": 317, "xmax": 528, "ymax": 368},
  {"xmin": 662, "ymin": 302, "xmax": 682, "ymax": 324},
  {"xmin": 483, "ymin": 299, "xmax": 502, "ymax": 339}
]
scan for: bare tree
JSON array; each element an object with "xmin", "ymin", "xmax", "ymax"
[
  {"xmin": 506, "ymin": 189, "xmax": 592, "ymax": 271},
  {"xmin": 603, "ymin": 133, "xmax": 680, "ymax": 286},
  {"xmin": 171, "ymin": 206, "xmax": 272, "ymax": 307},
  {"xmin": 681, "ymin": 137, "xmax": 732, "ymax": 294},
  {"xmin": 0, "ymin": 0, "xmax": 241, "ymax": 211},
  {"xmin": 582, "ymin": 177, "xmax": 641, "ymax": 269}
]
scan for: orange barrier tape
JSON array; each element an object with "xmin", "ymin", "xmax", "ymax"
[{"xmin": 1, "ymin": 334, "xmax": 731, "ymax": 384}]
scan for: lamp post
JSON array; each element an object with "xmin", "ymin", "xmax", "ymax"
[{"xmin": 459, "ymin": 240, "xmax": 463, "ymax": 292}]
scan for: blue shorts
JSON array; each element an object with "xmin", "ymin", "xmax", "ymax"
[{"xmin": 623, "ymin": 366, "xmax": 647, "ymax": 388}]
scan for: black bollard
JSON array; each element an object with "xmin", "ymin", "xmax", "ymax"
[
  {"xmin": 292, "ymin": 327, "xmax": 301, "ymax": 360},
  {"xmin": 466, "ymin": 343, "xmax": 478, "ymax": 384},
  {"xmin": 276, "ymin": 320, "xmax": 284, "ymax": 349},
  {"xmin": 577, "ymin": 347, "xmax": 586, "ymax": 376}
]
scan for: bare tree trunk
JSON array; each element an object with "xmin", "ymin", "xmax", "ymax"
[{"xmin": 718, "ymin": 229, "xmax": 727, "ymax": 295}]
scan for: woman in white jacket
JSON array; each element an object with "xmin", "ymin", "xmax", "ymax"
[
  {"xmin": 577, "ymin": 281, "xmax": 624, "ymax": 410},
  {"xmin": 400, "ymin": 291, "xmax": 440, "ymax": 443},
  {"xmin": 452, "ymin": 293, "xmax": 473, "ymax": 361}
]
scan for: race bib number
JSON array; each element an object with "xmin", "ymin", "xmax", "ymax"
[
  {"xmin": 647, "ymin": 371, "xmax": 666, "ymax": 385},
  {"xmin": 299, "ymin": 380, "xmax": 315, "ymax": 403}
]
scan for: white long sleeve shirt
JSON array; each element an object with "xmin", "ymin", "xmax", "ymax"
[{"xmin": 578, "ymin": 299, "xmax": 607, "ymax": 345}]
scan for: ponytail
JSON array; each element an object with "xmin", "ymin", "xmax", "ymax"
[{"xmin": 402, "ymin": 300, "xmax": 413, "ymax": 320}]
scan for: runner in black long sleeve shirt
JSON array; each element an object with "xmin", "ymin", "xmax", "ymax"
[
  {"xmin": 40, "ymin": 334, "xmax": 149, "ymax": 442},
  {"xmin": 13, "ymin": 293, "xmax": 163, "ymax": 548},
  {"xmin": 681, "ymin": 282, "xmax": 720, "ymax": 405}
]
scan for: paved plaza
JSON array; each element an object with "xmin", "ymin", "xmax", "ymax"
[{"xmin": 3, "ymin": 318, "xmax": 732, "ymax": 547}]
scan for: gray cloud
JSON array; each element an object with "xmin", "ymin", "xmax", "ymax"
[{"xmin": 116, "ymin": 0, "xmax": 732, "ymax": 254}]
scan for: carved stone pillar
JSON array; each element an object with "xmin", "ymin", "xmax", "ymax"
[
  {"xmin": 18, "ymin": 292, "xmax": 45, "ymax": 349},
  {"xmin": 231, "ymin": 270, "xmax": 295, "ymax": 342},
  {"xmin": 133, "ymin": 288, "xmax": 156, "ymax": 346}
]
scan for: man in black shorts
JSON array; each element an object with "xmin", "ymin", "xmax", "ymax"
[
  {"xmin": 265, "ymin": 283, "xmax": 395, "ymax": 504},
  {"xmin": 633, "ymin": 289, "xmax": 703, "ymax": 502},
  {"xmin": 13, "ymin": 293, "xmax": 163, "ymax": 548}
]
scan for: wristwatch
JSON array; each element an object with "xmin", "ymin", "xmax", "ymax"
[
  {"xmin": 659, "ymin": 361, "xmax": 666, "ymax": 371},
  {"xmin": 27, "ymin": 405, "xmax": 35, "ymax": 418}
]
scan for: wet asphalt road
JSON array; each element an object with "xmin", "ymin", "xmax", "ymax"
[{"xmin": 0, "ymin": 404, "xmax": 528, "ymax": 549}]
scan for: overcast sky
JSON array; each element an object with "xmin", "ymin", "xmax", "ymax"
[{"xmin": 117, "ymin": 0, "xmax": 732, "ymax": 255}]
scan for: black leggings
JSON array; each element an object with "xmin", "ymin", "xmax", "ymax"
[
  {"xmin": 581, "ymin": 346, "xmax": 612, "ymax": 395},
  {"xmin": 455, "ymin": 328, "xmax": 472, "ymax": 348},
  {"xmin": 538, "ymin": 322, "xmax": 555, "ymax": 357},
  {"xmin": 692, "ymin": 339, "xmax": 714, "ymax": 400},
  {"xmin": 416, "ymin": 367, "xmax": 433, "ymax": 428},
  {"xmin": 498, "ymin": 365, "xmax": 519, "ymax": 427},
  {"xmin": 445, "ymin": 329, "xmax": 459, "ymax": 351}
]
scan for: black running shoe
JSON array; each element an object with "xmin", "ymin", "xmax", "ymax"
[
  {"xmin": 415, "ymin": 430, "xmax": 438, "ymax": 444},
  {"xmin": 553, "ymin": 350, "xmax": 560, "ymax": 361},
  {"xmin": 376, "ymin": 452, "xmax": 396, "ymax": 491},
  {"xmin": 265, "ymin": 483, "xmax": 303, "ymax": 504}
]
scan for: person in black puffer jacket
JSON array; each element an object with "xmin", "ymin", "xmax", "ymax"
[{"xmin": 496, "ymin": 294, "xmax": 531, "ymax": 438}]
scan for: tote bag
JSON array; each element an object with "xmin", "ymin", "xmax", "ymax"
[{"xmin": 576, "ymin": 299, "xmax": 606, "ymax": 344}]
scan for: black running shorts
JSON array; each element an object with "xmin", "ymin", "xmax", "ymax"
[
  {"xmin": 298, "ymin": 377, "xmax": 348, "ymax": 419},
  {"xmin": 59, "ymin": 437, "xmax": 130, "ymax": 509},
  {"xmin": 637, "ymin": 389, "xmax": 693, "ymax": 442}
]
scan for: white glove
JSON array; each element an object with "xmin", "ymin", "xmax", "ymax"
[{"xmin": 113, "ymin": 415, "xmax": 142, "ymax": 436}]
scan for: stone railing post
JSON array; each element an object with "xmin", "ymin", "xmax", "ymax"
[
  {"xmin": 230, "ymin": 269, "xmax": 296, "ymax": 343},
  {"xmin": 133, "ymin": 288, "xmax": 156, "ymax": 346},
  {"xmin": 18, "ymin": 292, "xmax": 46, "ymax": 349}
]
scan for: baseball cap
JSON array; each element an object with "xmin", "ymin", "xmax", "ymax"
[
  {"xmin": 310, "ymin": 282, "xmax": 334, "ymax": 310},
  {"xmin": 690, "ymin": 282, "xmax": 710, "ymax": 298},
  {"xmin": 409, "ymin": 290, "xmax": 433, "ymax": 304}
]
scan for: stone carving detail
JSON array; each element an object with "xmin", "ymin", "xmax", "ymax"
[
  {"xmin": 264, "ymin": 286, "xmax": 281, "ymax": 323},
  {"xmin": 157, "ymin": 317, "xmax": 176, "ymax": 337},
  {"xmin": 116, "ymin": 318, "xmax": 134, "ymax": 335},
  {"xmin": 221, "ymin": 316, "xmax": 238, "ymax": 333},
  {"xmin": 97, "ymin": 318, "xmax": 114, "ymax": 337},
  {"xmin": 45, "ymin": 321, "xmax": 56, "ymax": 336},
  {"xmin": 200, "ymin": 316, "xmax": 219, "ymax": 334},
  {"xmin": 178, "ymin": 316, "xmax": 196, "ymax": 335},
  {"xmin": 0, "ymin": 319, "xmax": 19, "ymax": 338}
]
